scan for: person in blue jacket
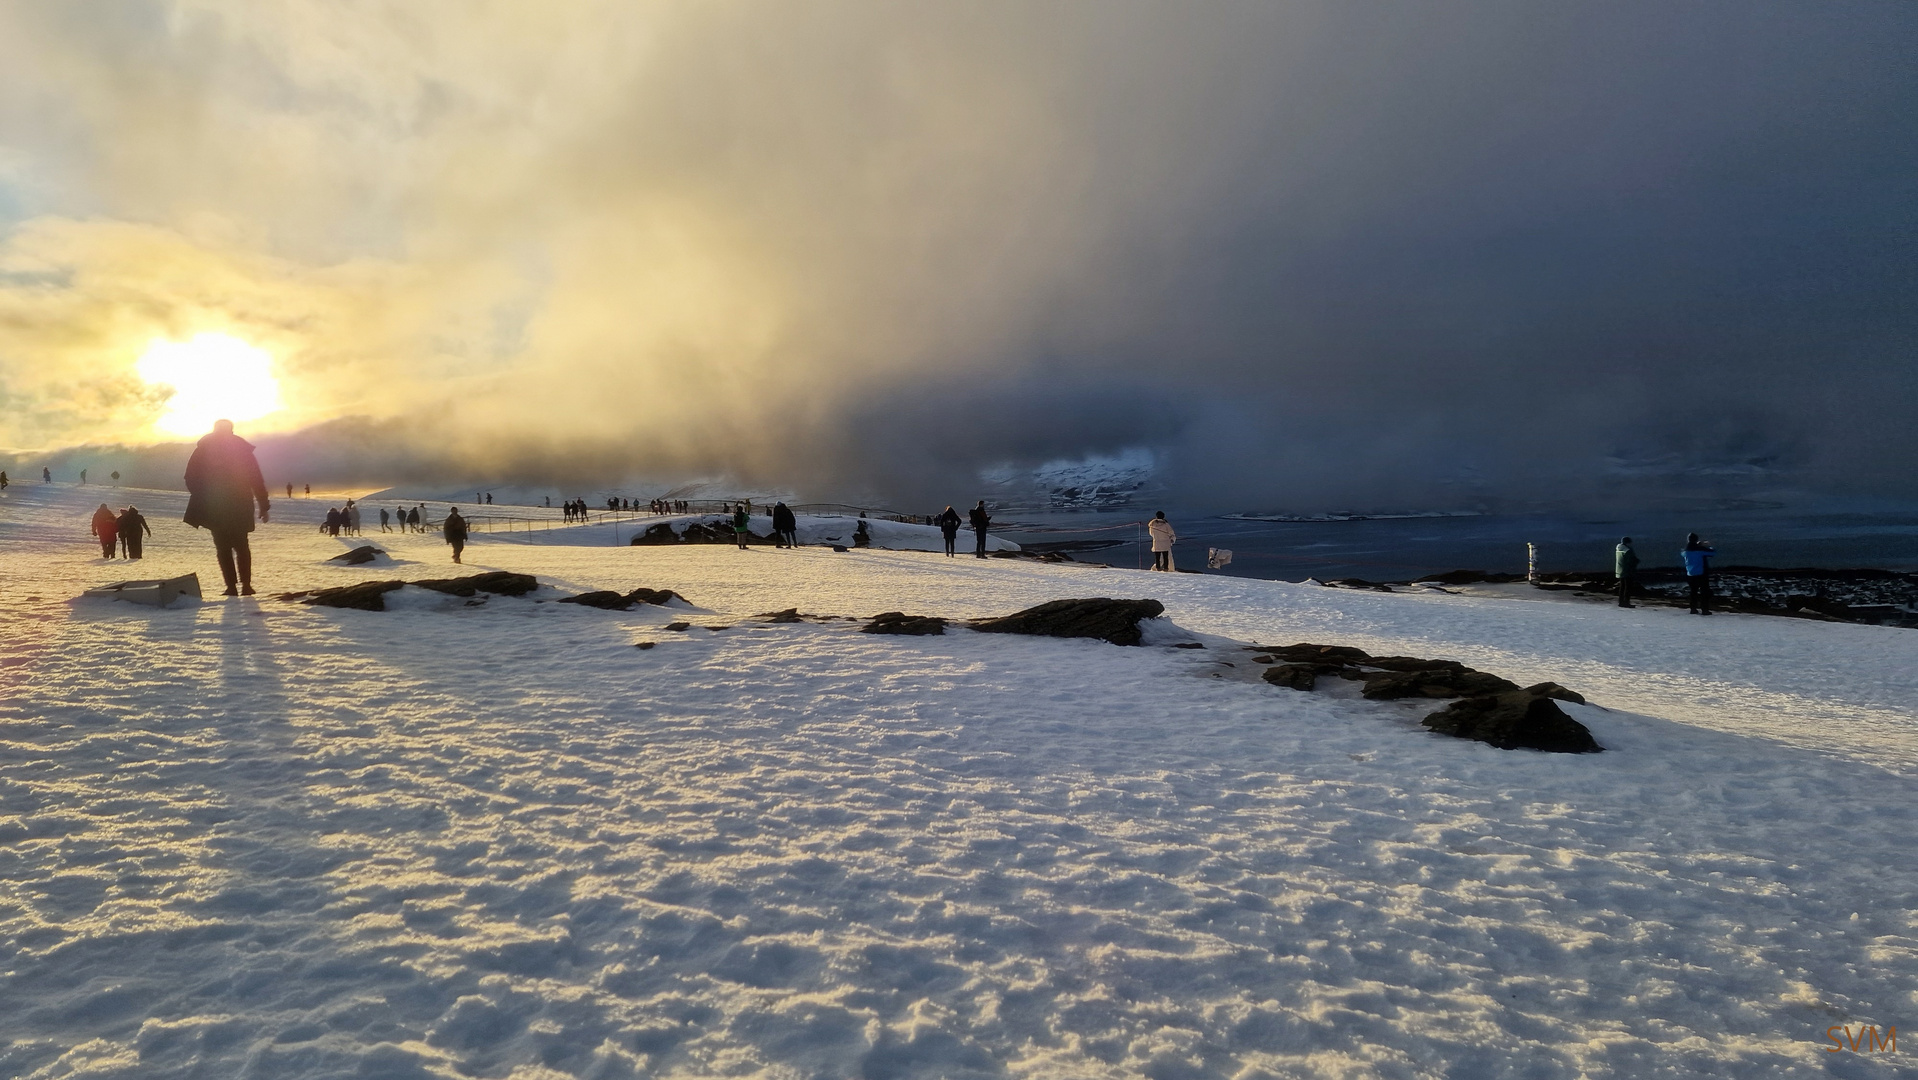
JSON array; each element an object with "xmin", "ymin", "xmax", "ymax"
[{"xmin": 1681, "ymin": 533, "xmax": 1715, "ymax": 615}]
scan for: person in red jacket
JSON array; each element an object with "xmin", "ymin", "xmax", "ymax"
[
  {"xmin": 89, "ymin": 503, "xmax": 119, "ymax": 558},
  {"xmin": 183, "ymin": 419, "xmax": 270, "ymax": 596}
]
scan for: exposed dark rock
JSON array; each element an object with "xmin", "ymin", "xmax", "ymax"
[
  {"xmin": 1170, "ymin": 642, "xmax": 1206, "ymax": 649},
  {"xmin": 969, "ymin": 598, "xmax": 1166, "ymax": 646},
  {"xmin": 672, "ymin": 520, "xmax": 770, "ymax": 545},
  {"xmin": 627, "ymin": 587, "xmax": 685, "ymax": 606},
  {"xmin": 831, "ymin": 545, "xmax": 849, "ymax": 553},
  {"xmin": 862, "ymin": 611, "xmax": 948, "ymax": 636},
  {"xmin": 1362, "ymin": 656, "xmax": 1468, "ymax": 673},
  {"xmin": 665, "ymin": 621, "xmax": 691, "ymax": 631},
  {"xmin": 303, "ymin": 580, "xmax": 405, "ymax": 611},
  {"xmin": 1264, "ymin": 643, "xmax": 1372, "ymax": 664},
  {"xmin": 327, "ymin": 545, "xmax": 385, "ymax": 565},
  {"xmin": 1423, "ymin": 692, "xmax": 1602, "ymax": 753},
  {"xmin": 1362, "ymin": 668, "xmax": 1518, "ymax": 700},
  {"xmin": 1523, "ymin": 682, "xmax": 1587, "ymax": 705},
  {"xmin": 1414, "ymin": 570, "xmax": 1525, "ymax": 585},
  {"xmin": 758, "ymin": 608, "xmax": 805, "ymax": 623},
  {"xmin": 1262, "ymin": 663, "xmax": 1319, "ymax": 691},
  {"xmin": 635, "ymin": 641, "xmax": 656, "ymax": 650},
  {"xmin": 560, "ymin": 591, "xmax": 635, "ymax": 610},
  {"xmin": 411, "ymin": 571, "xmax": 539, "ymax": 597},
  {"xmin": 630, "ymin": 522, "xmax": 680, "ymax": 546}
]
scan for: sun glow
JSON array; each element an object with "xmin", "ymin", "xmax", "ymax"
[{"xmin": 136, "ymin": 333, "xmax": 283, "ymax": 438}]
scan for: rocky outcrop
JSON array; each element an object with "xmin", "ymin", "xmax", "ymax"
[
  {"xmin": 1361, "ymin": 667, "xmax": 1519, "ymax": 700},
  {"xmin": 1423, "ymin": 690, "xmax": 1602, "ymax": 753},
  {"xmin": 1261, "ymin": 643, "xmax": 1372, "ymax": 665},
  {"xmin": 630, "ymin": 523, "xmax": 680, "ymax": 546},
  {"xmin": 300, "ymin": 580, "xmax": 405, "ymax": 611},
  {"xmin": 1523, "ymin": 682, "xmax": 1586, "ymax": 705},
  {"xmin": 970, "ymin": 598, "xmax": 1165, "ymax": 646},
  {"xmin": 862, "ymin": 611, "xmax": 947, "ymax": 636},
  {"xmin": 559, "ymin": 591, "xmax": 635, "ymax": 610},
  {"xmin": 327, "ymin": 546, "xmax": 385, "ymax": 565},
  {"xmin": 1261, "ymin": 663, "xmax": 1319, "ymax": 691},
  {"xmin": 758, "ymin": 608, "xmax": 806, "ymax": 623},
  {"xmin": 412, "ymin": 572, "xmax": 540, "ymax": 597},
  {"xmin": 559, "ymin": 586, "xmax": 688, "ymax": 611}
]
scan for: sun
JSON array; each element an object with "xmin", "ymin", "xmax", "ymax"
[{"xmin": 136, "ymin": 333, "xmax": 284, "ymax": 438}]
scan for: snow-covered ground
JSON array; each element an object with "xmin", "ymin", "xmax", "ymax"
[{"xmin": 3, "ymin": 481, "xmax": 1917, "ymax": 1078}]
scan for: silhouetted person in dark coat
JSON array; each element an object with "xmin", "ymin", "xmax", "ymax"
[
  {"xmin": 117, "ymin": 506, "xmax": 152, "ymax": 559},
  {"xmin": 772, "ymin": 502, "xmax": 798, "ymax": 548},
  {"xmin": 968, "ymin": 501, "xmax": 991, "ymax": 558},
  {"xmin": 444, "ymin": 507, "xmax": 469, "ymax": 563},
  {"xmin": 937, "ymin": 505, "xmax": 961, "ymax": 557},
  {"xmin": 90, "ymin": 503, "xmax": 119, "ymax": 558},
  {"xmin": 183, "ymin": 419, "xmax": 270, "ymax": 596}
]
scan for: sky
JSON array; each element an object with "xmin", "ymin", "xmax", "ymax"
[{"xmin": 0, "ymin": 2, "xmax": 1913, "ymax": 511}]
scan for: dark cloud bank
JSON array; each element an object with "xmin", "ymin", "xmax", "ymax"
[{"xmin": 7, "ymin": 4, "xmax": 1915, "ymax": 513}]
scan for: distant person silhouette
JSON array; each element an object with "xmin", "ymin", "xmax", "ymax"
[
  {"xmin": 969, "ymin": 501, "xmax": 991, "ymax": 558},
  {"xmin": 409, "ymin": 506, "xmax": 422, "ymax": 533},
  {"xmin": 90, "ymin": 503, "xmax": 118, "ymax": 558},
  {"xmin": 303, "ymin": 483, "xmax": 310, "ymax": 496},
  {"xmin": 1148, "ymin": 511, "xmax": 1176, "ymax": 571},
  {"xmin": 937, "ymin": 505, "xmax": 961, "ymax": 557},
  {"xmin": 1615, "ymin": 537, "xmax": 1639, "ymax": 608},
  {"xmin": 347, "ymin": 502, "xmax": 362, "ymax": 536},
  {"xmin": 486, "ymin": 492, "xmax": 493, "ymax": 505},
  {"xmin": 109, "ymin": 470, "xmax": 119, "ymax": 485},
  {"xmin": 80, "ymin": 468, "xmax": 87, "ymax": 485},
  {"xmin": 117, "ymin": 506, "xmax": 152, "ymax": 559},
  {"xmin": 732, "ymin": 504, "xmax": 751, "ymax": 549},
  {"xmin": 444, "ymin": 506, "xmax": 469, "ymax": 563},
  {"xmin": 286, "ymin": 483, "xmax": 293, "ymax": 498},
  {"xmin": 1682, "ymin": 533, "xmax": 1715, "ymax": 615},
  {"xmin": 380, "ymin": 508, "xmax": 391, "ymax": 532},
  {"xmin": 43, "ymin": 467, "xmax": 51, "ymax": 483},
  {"xmin": 183, "ymin": 419, "xmax": 270, "ymax": 596},
  {"xmin": 1, "ymin": 470, "xmax": 8, "ymax": 489}
]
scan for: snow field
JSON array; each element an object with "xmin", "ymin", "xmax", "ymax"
[{"xmin": 3, "ymin": 482, "xmax": 1918, "ymax": 1077}]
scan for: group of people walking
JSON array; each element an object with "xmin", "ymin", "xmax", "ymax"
[
  {"xmin": 89, "ymin": 503, "xmax": 152, "ymax": 559},
  {"xmin": 322, "ymin": 502, "xmax": 361, "ymax": 536}
]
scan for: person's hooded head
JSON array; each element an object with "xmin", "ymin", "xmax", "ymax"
[
  {"xmin": 1621, "ymin": 536, "xmax": 1632, "ymax": 546},
  {"xmin": 1687, "ymin": 532, "xmax": 1700, "ymax": 544},
  {"xmin": 212, "ymin": 419, "xmax": 234, "ymax": 436},
  {"xmin": 1155, "ymin": 511, "xmax": 1166, "ymax": 520}
]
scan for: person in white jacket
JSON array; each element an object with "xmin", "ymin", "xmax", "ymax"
[{"xmin": 1147, "ymin": 511, "xmax": 1176, "ymax": 571}]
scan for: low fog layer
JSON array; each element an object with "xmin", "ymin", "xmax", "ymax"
[{"xmin": 2, "ymin": 3, "xmax": 1913, "ymax": 511}]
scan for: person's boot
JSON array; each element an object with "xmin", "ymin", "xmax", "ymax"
[
  {"xmin": 223, "ymin": 584, "xmax": 239, "ymax": 596},
  {"xmin": 241, "ymin": 584, "xmax": 256, "ymax": 596}
]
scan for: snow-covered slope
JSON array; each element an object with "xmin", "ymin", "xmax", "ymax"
[{"xmin": 3, "ymin": 480, "xmax": 1916, "ymax": 1078}]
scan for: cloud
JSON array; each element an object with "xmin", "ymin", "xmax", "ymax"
[{"xmin": 1, "ymin": 2, "xmax": 1913, "ymax": 509}]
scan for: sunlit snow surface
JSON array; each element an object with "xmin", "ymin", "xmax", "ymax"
[{"xmin": 3, "ymin": 483, "xmax": 1917, "ymax": 1078}]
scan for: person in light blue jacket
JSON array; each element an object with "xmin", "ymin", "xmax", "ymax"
[{"xmin": 1681, "ymin": 533, "xmax": 1715, "ymax": 615}]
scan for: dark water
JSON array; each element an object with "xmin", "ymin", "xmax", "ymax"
[{"xmin": 995, "ymin": 503, "xmax": 1918, "ymax": 582}]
